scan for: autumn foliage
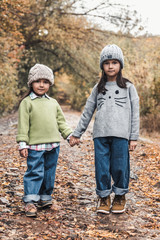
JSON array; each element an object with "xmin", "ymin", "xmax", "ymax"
[
  {"xmin": 0, "ymin": 0, "xmax": 30, "ymax": 113},
  {"xmin": 0, "ymin": 0, "xmax": 160, "ymax": 133}
]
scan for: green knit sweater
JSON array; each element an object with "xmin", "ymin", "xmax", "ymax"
[{"xmin": 16, "ymin": 96, "xmax": 72, "ymax": 145}]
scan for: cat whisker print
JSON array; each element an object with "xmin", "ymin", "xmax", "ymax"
[
  {"xmin": 115, "ymin": 100, "xmax": 126, "ymax": 103},
  {"xmin": 114, "ymin": 97, "xmax": 127, "ymax": 100},
  {"xmin": 115, "ymin": 97, "xmax": 127, "ymax": 107},
  {"xmin": 98, "ymin": 97, "xmax": 106, "ymax": 101},
  {"xmin": 98, "ymin": 97, "xmax": 105, "ymax": 109},
  {"xmin": 114, "ymin": 97, "xmax": 127, "ymax": 107},
  {"xmin": 98, "ymin": 102, "xmax": 105, "ymax": 108},
  {"xmin": 115, "ymin": 102, "xmax": 123, "ymax": 107}
]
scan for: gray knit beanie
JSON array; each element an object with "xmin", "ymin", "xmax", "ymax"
[
  {"xmin": 27, "ymin": 64, "xmax": 54, "ymax": 86},
  {"xmin": 100, "ymin": 44, "xmax": 124, "ymax": 69}
]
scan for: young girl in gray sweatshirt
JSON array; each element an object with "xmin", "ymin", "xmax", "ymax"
[{"xmin": 70, "ymin": 44, "xmax": 139, "ymax": 214}]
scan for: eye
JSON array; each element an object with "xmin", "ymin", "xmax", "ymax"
[
  {"xmin": 103, "ymin": 61, "xmax": 109, "ymax": 65},
  {"xmin": 115, "ymin": 90, "xmax": 119, "ymax": 94},
  {"xmin": 44, "ymin": 80, "xmax": 49, "ymax": 84},
  {"xmin": 113, "ymin": 60, "xmax": 118, "ymax": 64}
]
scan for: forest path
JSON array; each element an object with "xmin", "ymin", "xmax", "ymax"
[{"xmin": 0, "ymin": 106, "xmax": 159, "ymax": 239}]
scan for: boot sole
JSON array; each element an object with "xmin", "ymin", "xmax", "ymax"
[
  {"xmin": 26, "ymin": 212, "xmax": 37, "ymax": 217},
  {"xmin": 37, "ymin": 202, "xmax": 52, "ymax": 208},
  {"xmin": 111, "ymin": 208, "xmax": 125, "ymax": 213},
  {"xmin": 97, "ymin": 209, "xmax": 110, "ymax": 214}
]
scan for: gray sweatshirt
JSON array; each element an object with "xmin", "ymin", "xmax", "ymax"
[{"xmin": 73, "ymin": 81, "xmax": 139, "ymax": 140}]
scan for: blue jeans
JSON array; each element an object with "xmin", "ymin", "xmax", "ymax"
[
  {"xmin": 94, "ymin": 137, "xmax": 130, "ymax": 198},
  {"xmin": 23, "ymin": 147, "xmax": 60, "ymax": 203}
]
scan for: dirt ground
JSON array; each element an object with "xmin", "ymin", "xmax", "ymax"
[{"xmin": 0, "ymin": 106, "xmax": 160, "ymax": 240}]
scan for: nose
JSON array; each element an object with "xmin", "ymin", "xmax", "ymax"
[
  {"xmin": 39, "ymin": 81, "xmax": 44, "ymax": 87},
  {"xmin": 109, "ymin": 63, "xmax": 113, "ymax": 68}
]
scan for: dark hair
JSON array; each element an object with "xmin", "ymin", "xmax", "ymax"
[
  {"xmin": 18, "ymin": 87, "xmax": 33, "ymax": 106},
  {"xmin": 97, "ymin": 69, "xmax": 131, "ymax": 93}
]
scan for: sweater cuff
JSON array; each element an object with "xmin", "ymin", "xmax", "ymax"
[
  {"xmin": 19, "ymin": 141, "xmax": 29, "ymax": 150},
  {"xmin": 16, "ymin": 134, "xmax": 29, "ymax": 144},
  {"xmin": 129, "ymin": 134, "xmax": 139, "ymax": 141},
  {"xmin": 66, "ymin": 133, "xmax": 72, "ymax": 143},
  {"xmin": 72, "ymin": 130, "xmax": 82, "ymax": 138}
]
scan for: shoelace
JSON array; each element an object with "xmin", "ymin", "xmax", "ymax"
[
  {"xmin": 26, "ymin": 203, "xmax": 37, "ymax": 211},
  {"xmin": 114, "ymin": 196, "xmax": 124, "ymax": 205},
  {"xmin": 100, "ymin": 197, "xmax": 109, "ymax": 206}
]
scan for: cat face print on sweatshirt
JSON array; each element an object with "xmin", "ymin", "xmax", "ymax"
[{"xmin": 97, "ymin": 87, "xmax": 128, "ymax": 110}]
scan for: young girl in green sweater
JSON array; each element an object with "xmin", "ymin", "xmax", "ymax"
[{"xmin": 16, "ymin": 64, "xmax": 72, "ymax": 217}]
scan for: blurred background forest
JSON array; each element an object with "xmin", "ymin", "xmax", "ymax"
[{"xmin": 0, "ymin": 0, "xmax": 160, "ymax": 134}]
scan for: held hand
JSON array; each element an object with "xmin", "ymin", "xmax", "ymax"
[
  {"xmin": 69, "ymin": 136, "xmax": 80, "ymax": 147},
  {"xmin": 129, "ymin": 140, "xmax": 137, "ymax": 151},
  {"xmin": 19, "ymin": 148, "xmax": 28, "ymax": 158}
]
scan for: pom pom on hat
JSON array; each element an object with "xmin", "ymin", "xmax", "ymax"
[
  {"xmin": 27, "ymin": 64, "xmax": 54, "ymax": 86},
  {"xmin": 100, "ymin": 44, "xmax": 124, "ymax": 69}
]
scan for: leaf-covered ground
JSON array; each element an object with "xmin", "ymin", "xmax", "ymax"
[{"xmin": 0, "ymin": 106, "xmax": 160, "ymax": 240}]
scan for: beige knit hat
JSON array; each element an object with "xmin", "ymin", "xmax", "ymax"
[{"xmin": 27, "ymin": 64, "xmax": 54, "ymax": 86}]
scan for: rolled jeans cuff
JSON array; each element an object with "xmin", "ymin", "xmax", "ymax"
[
  {"xmin": 40, "ymin": 195, "xmax": 52, "ymax": 201},
  {"xmin": 112, "ymin": 185, "xmax": 129, "ymax": 195},
  {"xmin": 23, "ymin": 194, "xmax": 40, "ymax": 203},
  {"xmin": 96, "ymin": 188, "xmax": 112, "ymax": 198}
]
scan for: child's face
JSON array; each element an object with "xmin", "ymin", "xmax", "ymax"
[
  {"xmin": 32, "ymin": 79, "xmax": 50, "ymax": 96},
  {"xmin": 103, "ymin": 59, "xmax": 121, "ymax": 79}
]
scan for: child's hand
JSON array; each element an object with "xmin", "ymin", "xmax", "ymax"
[
  {"xmin": 69, "ymin": 136, "xmax": 80, "ymax": 147},
  {"xmin": 19, "ymin": 148, "xmax": 28, "ymax": 158},
  {"xmin": 129, "ymin": 140, "xmax": 137, "ymax": 151}
]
